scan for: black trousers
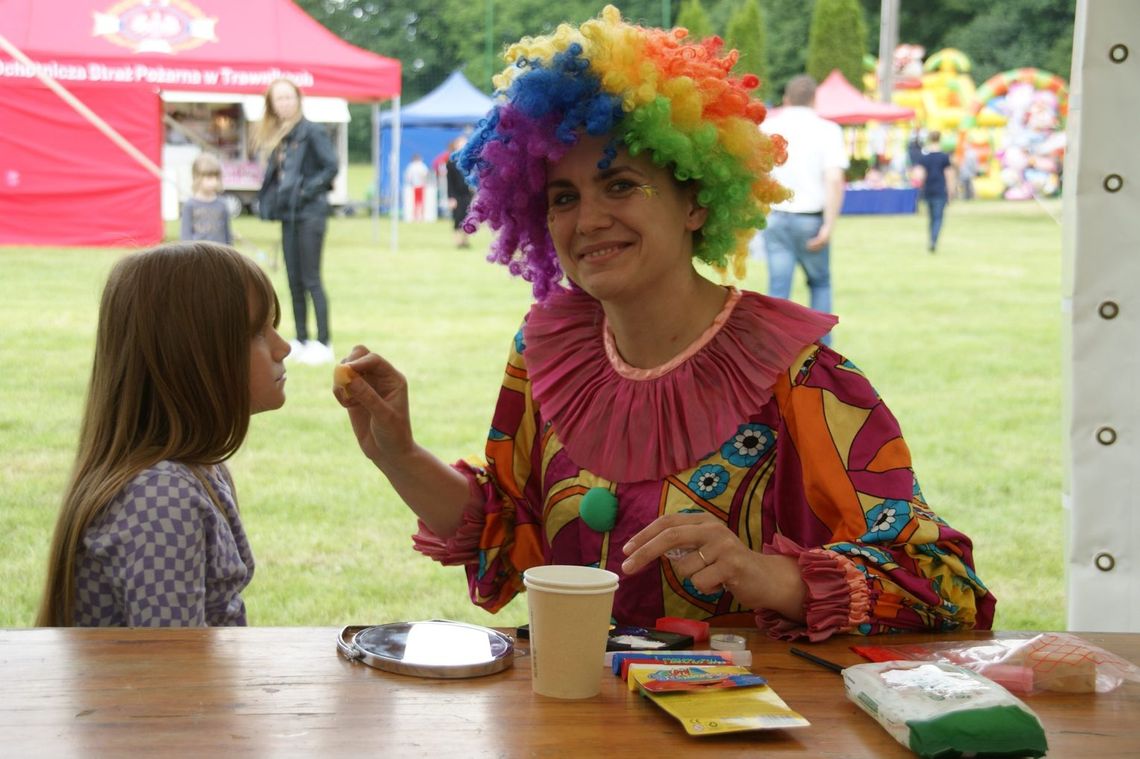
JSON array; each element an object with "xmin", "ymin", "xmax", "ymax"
[{"xmin": 281, "ymin": 212, "xmax": 329, "ymax": 344}]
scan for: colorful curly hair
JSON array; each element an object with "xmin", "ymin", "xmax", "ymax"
[{"xmin": 457, "ymin": 5, "xmax": 790, "ymax": 300}]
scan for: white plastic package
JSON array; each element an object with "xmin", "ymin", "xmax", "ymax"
[
  {"xmin": 851, "ymin": 632, "xmax": 1140, "ymax": 694},
  {"xmin": 844, "ymin": 660, "xmax": 1048, "ymax": 758}
]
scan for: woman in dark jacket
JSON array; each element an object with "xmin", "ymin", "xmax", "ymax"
[{"xmin": 255, "ymin": 78, "xmax": 339, "ymax": 365}]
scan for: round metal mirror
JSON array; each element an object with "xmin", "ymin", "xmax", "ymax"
[{"xmin": 337, "ymin": 620, "xmax": 515, "ymax": 678}]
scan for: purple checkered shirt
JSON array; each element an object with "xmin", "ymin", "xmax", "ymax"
[{"xmin": 73, "ymin": 460, "xmax": 254, "ymax": 626}]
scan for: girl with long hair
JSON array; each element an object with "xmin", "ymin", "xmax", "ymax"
[{"xmin": 37, "ymin": 242, "xmax": 290, "ymax": 626}]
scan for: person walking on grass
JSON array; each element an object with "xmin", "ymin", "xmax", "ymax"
[
  {"xmin": 913, "ymin": 130, "xmax": 957, "ymax": 253},
  {"xmin": 761, "ymin": 75, "xmax": 848, "ymax": 345}
]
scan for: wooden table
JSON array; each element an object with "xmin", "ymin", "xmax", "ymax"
[{"xmin": 2, "ymin": 627, "xmax": 1137, "ymax": 756}]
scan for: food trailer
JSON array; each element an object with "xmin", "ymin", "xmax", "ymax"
[{"xmin": 161, "ymin": 91, "xmax": 350, "ymax": 219}]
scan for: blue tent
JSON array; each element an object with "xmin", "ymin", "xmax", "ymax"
[{"xmin": 378, "ymin": 70, "xmax": 494, "ymax": 208}]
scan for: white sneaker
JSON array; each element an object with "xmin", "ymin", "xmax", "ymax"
[
  {"xmin": 299, "ymin": 340, "xmax": 334, "ymax": 365},
  {"xmin": 286, "ymin": 340, "xmax": 305, "ymax": 362}
]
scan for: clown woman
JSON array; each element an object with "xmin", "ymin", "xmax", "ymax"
[{"xmin": 337, "ymin": 6, "xmax": 994, "ymax": 640}]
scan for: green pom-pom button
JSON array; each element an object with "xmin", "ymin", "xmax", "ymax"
[{"xmin": 579, "ymin": 487, "xmax": 618, "ymax": 532}]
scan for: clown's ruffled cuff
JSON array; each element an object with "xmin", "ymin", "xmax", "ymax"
[
  {"xmin": 410, "ymin": 463, "xmax": 488, "ymax": 566},
  {"xmin": 754, "ymin": 534, "xmax": 871, "ymax": 641}
]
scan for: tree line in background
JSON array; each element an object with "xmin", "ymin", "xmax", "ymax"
[{"xmin": 295, "ymin": 0, "xmax": 1076, "ymax": 160}]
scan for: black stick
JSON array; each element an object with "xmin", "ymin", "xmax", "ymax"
[{"xmin": 790, "ymin": 646, "xmax": 845, "ymax": 675}]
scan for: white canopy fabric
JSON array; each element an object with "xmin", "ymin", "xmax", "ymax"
[
  {"xmin": 161, "ymin": 90, "xmax": 351, "ymax": 123},
  {"xmin": 1063, "ymin": 0, "xmax": 1140, "ymax": 631},
  {"xmin": 239, "ymin": 94, "xmax": 350, "ymax": 123}
]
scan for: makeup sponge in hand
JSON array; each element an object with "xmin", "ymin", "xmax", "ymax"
[{"xmin": 334, "ymin": 363, "xmax": 359, "ymax": 396}]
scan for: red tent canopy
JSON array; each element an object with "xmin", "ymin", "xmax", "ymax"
[
  {"xmin": 0, "ymin": 81, "xmax": 161, "ymax": 246},
  {"xmin": 1, "ymin": 0, "xmax": 400, "ymax": 99},
  {"xmin": 0, "ymin": 0, "xmax": 401, "ymax": 246},
  {"xmin": 813, "ymin": 69, "xmax": 914, "ymax": 125}
]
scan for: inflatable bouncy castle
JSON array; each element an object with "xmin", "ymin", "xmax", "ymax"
[
  {"xmin": 959, "ymin": 68, "xmax": 1068, "ymax": 199},
  {"xmin": 865, "ymin": 46, "xmax": 1068, "ymax": 200}
]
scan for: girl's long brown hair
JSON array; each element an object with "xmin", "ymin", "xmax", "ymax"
[
  {"xmin": 36, "ymin": 243, "xmax": 279, "ymax": 626},
  {"xmin": 251, "ymin": 77, "xmax": 304, "ymax": 158}
]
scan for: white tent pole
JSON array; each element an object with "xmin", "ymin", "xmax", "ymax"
[
  {"xmin": 1062, "ymin": 0, "xmax": 1140, "ymax": 631},
  {"xmin": 0, "ymin": 31, "xmax": 163, "ymax": 180},
  {"xmin": 371, "ymin": 102, "xmax": 380, "ymax": 243},
  {"xmin": 390, "ymin": 95, "xmax": 401, "ymax": 252},
  {"xmin": 877, "ymin": 0, "xmax": 899, "ymax": 103}
]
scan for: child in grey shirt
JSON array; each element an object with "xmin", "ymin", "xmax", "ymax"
[{"xmin": 181, "ymin": 152, "xmax": 233, "ymax": 244}]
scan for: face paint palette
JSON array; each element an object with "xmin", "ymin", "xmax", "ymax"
[
  {"xmin": 515, "ymin": 623, "xmax": 694, "ymax": 652},
  {"xmin": 607, "ymin": 625, "xmax": 695, "ymax": 652}
]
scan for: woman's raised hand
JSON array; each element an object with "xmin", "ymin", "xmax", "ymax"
[{"xmin": 333, "ymin": 345, "xmax": 415, "ymax": 468}]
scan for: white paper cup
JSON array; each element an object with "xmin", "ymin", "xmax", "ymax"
[{"xmin": 523, "ymin": 565, "xmax": 618, "ymax": 699}]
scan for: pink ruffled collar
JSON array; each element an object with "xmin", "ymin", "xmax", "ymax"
[{"xmin": 522, "ymin": 287, "xmax": 837, "ymax": 482}]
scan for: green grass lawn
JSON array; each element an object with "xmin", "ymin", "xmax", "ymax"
[{"xmin": 0, "ymin": 190, "xmax": 1064, "ymax": 632}]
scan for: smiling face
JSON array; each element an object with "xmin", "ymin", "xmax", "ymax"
[
  {"xmin": 248, "ymin": 313, "xmax": 290, "ymax": 414},
  {"xmin": 545, "ymin": 135, "xmax": 708, "ymax": 304}
]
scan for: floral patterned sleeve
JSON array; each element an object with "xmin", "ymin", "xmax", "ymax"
[{"xmin": 761, "ymin": 346, "xmax": 996, "ymax": 638}]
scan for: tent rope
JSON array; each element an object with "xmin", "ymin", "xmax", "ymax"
[{"xmin": 0, "ymin": 31, "xmax": 165, "ymax": 180}]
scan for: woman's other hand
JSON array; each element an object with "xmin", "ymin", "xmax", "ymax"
[{"xmin": 621, "ymin": 511, "xmax": 807, "ymax": 621}]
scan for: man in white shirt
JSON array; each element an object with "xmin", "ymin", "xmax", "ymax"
[{"xmin": 761, "ymin": 75, "xmax": 848, "ymax": 344}]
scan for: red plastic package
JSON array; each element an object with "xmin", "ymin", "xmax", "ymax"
[{"xmin": 655, "ymin": 616, "xmax": 710, "ymax": 643}]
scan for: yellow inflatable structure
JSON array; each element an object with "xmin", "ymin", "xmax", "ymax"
[
  {"xmin": 885, "ymin": 48, "xmax": 1006, "ymax": 134},
  {"xmin": 863, "ymin": 47, "xmax": 1067, "ymax": 199}
]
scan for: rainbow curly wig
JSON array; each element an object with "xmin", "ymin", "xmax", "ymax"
[{"xmin": 457, "ymin": 5, "xmax": 790, "ymax": 300}]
